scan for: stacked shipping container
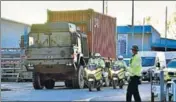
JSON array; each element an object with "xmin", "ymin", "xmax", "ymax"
[{"xmin": 47, "ymin": 9, "xmax": 116, "ymax": 59}]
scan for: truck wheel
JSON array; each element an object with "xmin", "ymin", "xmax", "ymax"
[
  {"xmin": 45, "ymin": 80, "xmax": 55, "ymax": 89},
  {"xmin": 78, "ymin": 66, "xmax": 85, "ymax": 89},
  {"xmin": 33, "ymin": 72, "xmax": 44, "ymax": 89},
  {"xmin": 73, "ymin": 66, "xmax": 84, "ymax": 89}
]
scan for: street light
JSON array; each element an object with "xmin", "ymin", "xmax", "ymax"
[
  {"xmin": 131, "ymin": 0, "xmax": 134, "ymax": 45},
  {"xmin": 165, "ymin": 6, "xmax": 168, "ymax": 51},
  {"xmin": 103, "ymin": 0, "xmax": 105, "ymax": 14},
  {"xmin": 142, "ymin": 17, "xmax": 145, "ymax": 51}
]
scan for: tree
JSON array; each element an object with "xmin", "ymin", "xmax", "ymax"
[
  {"xmin": 145, "ymin": 16, "xmax": 151, "ymax": 24},
  {"xmin": 167, "ymin": 11, "xmax": 176, "ymax": 38}
]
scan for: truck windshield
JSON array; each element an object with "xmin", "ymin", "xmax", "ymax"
[
  {"xmin": 141, "ymin": 57, "xmax": 156, "ymax": 67},
  {"xmin": 167, "ymin": 60, "xmax": 176, "ymax": 68},
  {"xmin": 28, "ymin": 32, "xmax": 71, "ymax": 47},
  {"xmin": 50, "ymin": 32, "xmax": 71, "ymax": 47}
]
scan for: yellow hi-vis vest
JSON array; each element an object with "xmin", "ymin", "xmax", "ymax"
[
  {"xmin": 113, "ymin": 60, "xmax": 127, "ymax": 69},
  {"xmin": 128, "ymin": 53, "xmax": 142, "ymax": 77},
  {"xmin": 94, "ymin": 58, "xmax": 105, "ymax": 68}
]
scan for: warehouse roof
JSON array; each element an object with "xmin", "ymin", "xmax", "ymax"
[
  {"xmin": 1, "ymin": 18, "xmax": 31, "ymax": 26},
  {"xmin": 116, "ymin": 25, "xmax": 161, "ymax": 35},
  {"xmin": 117, "ymin": 25, "xmax": 176, "ymax": 49},
  {"xmin": 152, "ymin": 38, "xmax": 176, "ymax": 49}
]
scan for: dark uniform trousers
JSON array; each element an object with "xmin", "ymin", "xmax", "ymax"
[{"xmin": 126, "ymin": 76, "xmax": 141, "ymax": 102}]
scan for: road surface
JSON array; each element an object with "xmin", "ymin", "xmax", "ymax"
[{"xmin": 1, "ymin": 82, "xmax": 151, "ymax": 101}]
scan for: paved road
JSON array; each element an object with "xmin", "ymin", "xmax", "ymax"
[{"xmin": 1, "ymin": 82, "xmax": 151, "ymax": 101}]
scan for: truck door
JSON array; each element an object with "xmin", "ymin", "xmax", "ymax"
[{"xmin": 77, "ymin": 34, "xmax": 82, "ymax": 53}]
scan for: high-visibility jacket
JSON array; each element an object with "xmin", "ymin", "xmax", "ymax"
[
  {"xmin": 113, "ymin": 60, "xmax": 127, "ymax": 69},
  {"xmin": 94, "ymin": 58, "xmax": 105, "ymax": 68},
  {"xmin": 128, "ymin": 53, "xmax": 142, "ymax": 77},
  {"xmin": 88, "ymin": 58, "xmax": 94, "ymax": 65}
]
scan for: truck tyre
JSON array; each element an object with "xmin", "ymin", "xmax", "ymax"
[
  {"xmin": 45, "ymin": 80, "xmax": 55, "ymax": 89},
  {"xmin": 72, "ymin": 66, "xmax": 84, "ymax": 89},
  {"xmin": 33, "ymin": 72, "xmax": 44, "ymax": 89}
]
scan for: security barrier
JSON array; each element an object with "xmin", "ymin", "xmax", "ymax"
[
  {"xmin": 151, "ymin": 71, "xmax": 166, "ymax": 102},
  {"xmin": 1, "ymin": 48, "xmax": 32, "ymax": 82},
  {"xmin": 152, "ymin": 70, "xmax": 176, "ymax": 102},
  {"xmin": 166, "ymin": 78, "xmax": 176, "ymax": 101}
]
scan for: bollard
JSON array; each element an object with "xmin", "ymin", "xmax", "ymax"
[
  {"xmin": 165, "ymin": 78, "xmax": 176, "ymax": 102},
  {"xmin": 172, "ymin": 78, "xmax": 176, "ymax": 101},
  {"xmin": 166, "ymin": 82, "xmax": 172, "ymax": 101},
  {"xmin": 150, "ymin": 70, "xmax": 154, "ymax": 102},
  {"xmin": 160, "ymin": 71, "xmax": 165, "ymax": 102}
]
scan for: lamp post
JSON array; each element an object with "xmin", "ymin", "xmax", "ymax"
[
  {"xmin": 142, "ymin": 17, "xmax": 145, "ymax": 51},
  {"xmin": 131, "ymin": 0, "xmax": 134, "ymax": 45},
  {"xmin": 165, "ymin": 6, "xmax": 168, "ymax": 51},
  {"xmin": 103, "ymin": 0, "xmax": 105, "ymax": 14}
]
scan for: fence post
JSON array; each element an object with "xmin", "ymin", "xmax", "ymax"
[{"xmin": 160, "ymin": 71, "xmax": 165, "ymax": 102}]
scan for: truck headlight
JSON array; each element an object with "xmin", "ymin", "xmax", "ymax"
[
  {"xmin": 28, "ymin": 63, "xmax": 33, "ymax": 67},
  {"xmin": 66, "ymin": 62, "xmax": 72, "ymax": 66}
]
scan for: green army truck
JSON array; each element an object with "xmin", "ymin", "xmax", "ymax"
[{"xmin": 23, "ymin": 22, "xmax": 89, "ymax": 89}]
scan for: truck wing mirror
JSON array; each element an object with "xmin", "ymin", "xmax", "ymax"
[{"xmin": 156, "ymin": 62, "xmax": 160, "ymax": 68}]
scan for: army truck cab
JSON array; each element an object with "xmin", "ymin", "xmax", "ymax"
[{"xmin": 24, "ymin": 22, "xmax": 89, "ymax": 89}]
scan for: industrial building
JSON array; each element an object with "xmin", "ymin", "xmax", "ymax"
[
  {"xmin": 1, "ymin": 18, "xmax": 31, "ymax": 81},
  {"xmin": 117, "ymin": 25, "xmax": 176, "ymax": 58},
  {"xmin": 1, "ymin": 18, "xmax": 30, "ymax": 48}
]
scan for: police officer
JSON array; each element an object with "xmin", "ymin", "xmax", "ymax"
[
  {"xmin": 88, "ymin": 52, "xmax": 95, "ymax": 65},
  {"xmin": 105, "ymin": 57, "xmax": 112, "ymax": 68},
  {"xmin": 126, "ymin": 45, "xmax": 142, "ymax": 102},
  {"xmin": 113, "ymin": 55, "xmax": 127, "ymax": 70},
  {"xmin": 94, "ymin": 53, "xmax": 105, "ymax": 69}
]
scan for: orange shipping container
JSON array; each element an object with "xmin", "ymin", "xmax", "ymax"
[{"xmin": 47, "ymin": 9, "xmax": 116, "ymax": 59}]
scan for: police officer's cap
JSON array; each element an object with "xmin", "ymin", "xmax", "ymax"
[{"xmin": 131, "ymin": 45, "xmax": 139, "ymax": 51}]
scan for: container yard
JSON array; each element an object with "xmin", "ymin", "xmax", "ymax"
[{"xmin": 1, "ymin": 1, "xmax": 176, "ymax": 102}]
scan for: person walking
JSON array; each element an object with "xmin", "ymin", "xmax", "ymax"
[{"xmin": 126, "ymin": 45, "xmax": 142, "ymax": 102}]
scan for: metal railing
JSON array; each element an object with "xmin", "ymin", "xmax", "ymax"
[
  {"xmin": 1, "ymin": 48, "xmax": 23, "ymax": 82},
  {"xmin": 1, "ymin": 73, "xmax": 20, "ymax": 82},
  {"xmin": 166, "ymin": 78, "xmax": 176, "ymax": 101}
]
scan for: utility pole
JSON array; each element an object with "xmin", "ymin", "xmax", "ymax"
[
  {"xmin": 142, "ymin": 17, "xmax": 145, "ymax": 51},
  {"xmin": 103, "ymin": 0, "xmax": 105, "ymax": 14},
  {"xmin": 132, "ymin": 0, "xmax": 134, "ymax": 45},
  {"xmin": 165, "ymin": 6, "xmax": 168, "ymax": 51},
  {"xmin": 105, "ymin": 1, "xmax": 108, "ymax": 15}
]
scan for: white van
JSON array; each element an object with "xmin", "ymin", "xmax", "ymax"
[
  {"xmin": 165, "ymin": 51, "xmax": 176, "ymax": 64},
  {"xmin": 138, "ymin": 51, "xmax": 166, "ymax": 81}
]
